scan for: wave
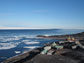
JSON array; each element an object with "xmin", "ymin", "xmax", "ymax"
[
  {"xmin": 22, "ymin": 40, "xmax": 40, "ymax": 45},
  {"xmin": 24, "ymin": 42, "xmax": 40, "ymax": 45},
  {"xmin": 22, "ymin": 40, "xmax": 30, "ymax": 42},
  {"xmin": 0, "ymin": 42, "xmax": 20, "ymax": 50},
  {"xmin": 15, "ymin": 51, "xmax": 21, "ymax": 54},
  {"xmin": 0, "ymin": 35, "xmax": 37, "ymax": 43},
  {"xmin": 24, "ymin": 46, "xmax": 39, "ymax": 49},
  {"xmin": 0, "ymin": 36, "xmax": 21, "ymax": 42}
]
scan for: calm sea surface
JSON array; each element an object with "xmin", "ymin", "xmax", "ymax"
[{"xmin": 0, "ymin": 29, "xmax": 84, "ymax": 62}]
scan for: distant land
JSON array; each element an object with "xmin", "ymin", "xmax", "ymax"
[{"xmin": 37, "ymin": 32, "xmax": 84, "ymax": 40}]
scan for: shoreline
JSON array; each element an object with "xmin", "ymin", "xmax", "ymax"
[
  {"xmin": 37, "ymin": 32, "xmax": 84, "ymax": 40},
  {"xmin": 2, "ymin": 32, "xmax": 84, "ymax": 63}
]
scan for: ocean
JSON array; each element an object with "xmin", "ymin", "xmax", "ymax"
[{"xmin": 0, "ymin": 29, "xmax": 84, "ymax": 62}]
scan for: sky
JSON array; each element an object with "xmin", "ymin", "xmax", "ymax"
[{"xmin": 0, "ymin": 0, "xmax": 84, "ymax": 29}]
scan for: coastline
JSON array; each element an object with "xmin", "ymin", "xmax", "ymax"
[
  {"xmin": 37, "ymin": 32, "xmax": 84, "ymax": 40},
  {"xmin": 2, "ymin": 32, "xmax": 84, "ymax": 63}
]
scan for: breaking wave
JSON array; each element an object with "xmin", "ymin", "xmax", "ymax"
[
  {"xmin": 0, "ymin": 42, "xmax": 20, "ymax": 50},
  {"xmin": 22, "ymin": 40, "xmax": 40, "ymax": 45},
  {"xmin": 24, "ymin": 46, "xmax": 40, "ymax": 49}
]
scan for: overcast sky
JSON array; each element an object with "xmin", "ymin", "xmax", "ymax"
[{"xmin": 0, "ymin": 0, "xmax": 84, "ymax": 29}]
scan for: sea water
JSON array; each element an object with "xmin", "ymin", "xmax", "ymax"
[{"xmin": 0, "ymin": 29, "xmax": 84, "ymax": 62}]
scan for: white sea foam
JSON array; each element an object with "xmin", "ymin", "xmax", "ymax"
[
  {"xmin": 0, "ymin": 37, "xmax": 21, "ymax": 42},
  {"xmin": 22, "ymin": 39, "xmax": 40, "ymax": 45},
  {"xmin": 0, "ymin": 43, "xmax": 16, "ymax": 50},
  {"xmin": 0, "ymin": 42, "xmax": 20, "ymax": 50},
  {"xmin": 44, "ymin": 34, "xmax": 49, "ymax": 36},
  {"xmin": 24, "ymin": 46, "xmax": 39, "ymax": 49},
  {"xmin": 17, "ymin": 35, "xmax": 35, "ymax": 39},
  {"xmin": 22, "ymin": 40, "xmax": 30, "ymax": 42},
  {"xmin": 15, "ymin": 51, "xmax": 21, "ymax": 54},
  {"xmin": 14, "ymin": 36, "xmax": 22, "ymax": 40},
  {"xmin": 0, "ymin": 35, "xmax": 36, "ymax": 43},
  {"xmin": 24, "ymin": 41, "xmax": 39, "ymax": 45}
]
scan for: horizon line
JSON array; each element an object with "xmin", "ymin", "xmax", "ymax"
[{"xmin": 0, "ymin": 27, "xmax": 84, "ymax": 30}]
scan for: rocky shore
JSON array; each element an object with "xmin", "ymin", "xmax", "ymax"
[
  {"xmin": 2, "ymin": 32, "xmax": 84, "ymax": 63},
  {"xmin": 37, "ymin": 32, "xmax": 84, "ymax": 40}
]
